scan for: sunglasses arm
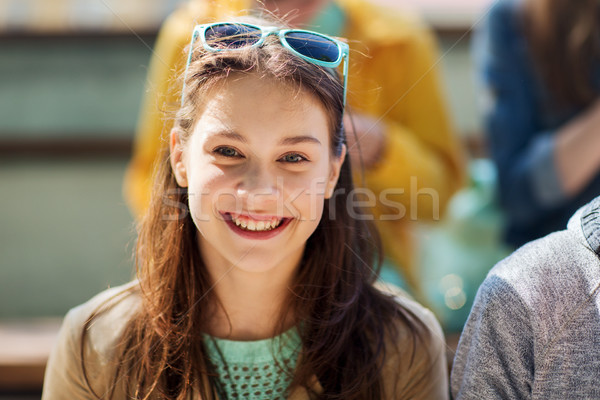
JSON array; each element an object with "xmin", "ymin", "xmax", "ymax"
[
  {"xmin": 340, "ymin": 42, "xmax": 349, "ymax": 109},
  {"xmin": 181, "ymin": 28, "xmax": 203, "ymax": 106}
]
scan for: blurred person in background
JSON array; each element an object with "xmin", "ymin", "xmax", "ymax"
[
  {"xmin": 124, "ymin": 0, "xmax": 465, "ymax": 297},
  {"xmin": 473, "ymin": 0, "xmax": 600, "ymax": 248}
]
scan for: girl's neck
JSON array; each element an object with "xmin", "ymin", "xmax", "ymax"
[{"xmin": 208, "ymin": 268, "xmax": 296, "ymax": 340}]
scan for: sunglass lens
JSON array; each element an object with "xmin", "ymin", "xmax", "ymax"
[
  {"xmin": 205, "ymin": 23, "xmax": 261, "ymax": 49},
  {"xmin": 283, "ymin": 32, "xmax": 340, "ymax": 63}
]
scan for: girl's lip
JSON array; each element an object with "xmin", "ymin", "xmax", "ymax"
[{"xmin": 220, "ymin": 212, "xmax": 292, "ymax": 240}]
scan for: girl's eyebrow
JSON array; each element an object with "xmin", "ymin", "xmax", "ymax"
[
  {"xmin": 212, "ymin": 131, "xmax": 247, "ymax": 143},
  {"xmin": 279, "ymin": 136, "xmax": 322, "ymax": 146},
  {"xmin": 210, "ymin": 132, "xmax": 321, "ymax": 146}
]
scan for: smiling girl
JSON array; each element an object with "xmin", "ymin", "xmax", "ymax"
[{"xmin": 42, "ymin": 19, "xmax": 448, "ymax": 400}]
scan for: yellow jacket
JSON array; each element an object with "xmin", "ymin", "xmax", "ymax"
[{"xmin": 124, "ymin": 0, "xmax": 465, "ymax": 293}]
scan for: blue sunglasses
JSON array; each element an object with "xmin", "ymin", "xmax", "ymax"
[{"xmin": 181, "ymin": 22, "xmax": 349, "ymax": 106}]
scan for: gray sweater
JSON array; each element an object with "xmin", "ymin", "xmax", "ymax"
[{"xmin": 451, "ymin": 196, "xmax": 600, "ymax": 399}]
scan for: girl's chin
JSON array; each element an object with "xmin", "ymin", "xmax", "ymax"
[
  {"xmin": 219, "ymin": 247, "xmax": 304, "ymax": 275},
  {"xmin": 231, "ymin": 262, "xmax": 281, "ymax": 273}
]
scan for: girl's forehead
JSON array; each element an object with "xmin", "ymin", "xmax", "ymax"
[
  {"xmin": 207, "ymin": 73, "xmax": 317, "ymax": 108},
  {"xmin": 190, "ymin": 74, "xmax": 331, "ymax": 142}
]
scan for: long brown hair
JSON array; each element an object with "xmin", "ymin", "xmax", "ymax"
[
  {"xmin": 84, "ymin": 18, "xmax": 429, "ymax": 399},
  {"xmin": 523, "ymin": 0, "xmax": 600, "ymax": 108}
]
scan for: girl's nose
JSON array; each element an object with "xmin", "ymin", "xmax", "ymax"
[{"xmin": 236, "ymin": 166, "xmax": 281, "ymax": 209}]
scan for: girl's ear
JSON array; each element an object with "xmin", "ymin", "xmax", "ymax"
[
  {"xmin": 325, "ymin": 144, "xmax": 347, "ymax": 199},
  {"xmin": 170, "ymin": 127, "xmax": 188, "ymax": 188}
]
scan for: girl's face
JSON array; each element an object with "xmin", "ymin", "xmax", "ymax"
[{"xmin": 170, "ymin": 74, "xmax": 345, "ymax": 276}]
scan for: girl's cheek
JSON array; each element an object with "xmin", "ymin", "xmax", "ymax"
[
  {"xmin": 280, "ymin": 174, "xmax": 329, "ymax": 219},
  {"xmin": 186, "ymin": 168, "xmax": 232, "ymax": 216},
  {"xmin": 188, "ymin": 163, "xmax": 230, "ymax": 190},
  {"xmin": 283, "ymin": 171, "xmax": 331, "ymax": 197}
]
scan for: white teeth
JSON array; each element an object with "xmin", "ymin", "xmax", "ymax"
[{"xmin": 230, "ymin": 215, "xmax": 283, "ymax": 232}]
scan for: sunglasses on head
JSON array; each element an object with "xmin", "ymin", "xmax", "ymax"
[{"xmin": 181, "ymin": 22, "xmax": 349, "ymax": 106}]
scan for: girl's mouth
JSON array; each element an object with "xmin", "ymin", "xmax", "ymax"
[
  {"xmin": 231, "ymin": 214, "xmax": 283, "ymax": 231},
  {"xmin": 220, "ymin": 212, "xmax": 292, "ymax": 239}
]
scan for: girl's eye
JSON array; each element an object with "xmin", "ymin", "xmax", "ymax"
[
  {"xmin": 280, "ymin": 153, "xmax": 308, "ymax": 163},
  {"xmin": 214, "ymin": 146, "xmax": 242, "ymax": 158}
]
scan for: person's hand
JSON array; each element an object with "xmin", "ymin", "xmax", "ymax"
[
  {"xmin": 555, "ymin": 97, "xmax": 600, "ymax": 196},
  {"xmin": 343, "ymin": 112, "xmax": 385, "ymax": 170},
  {"xmin": 586, "ymin": 98, "xmax": 600, "ymax": 123}
]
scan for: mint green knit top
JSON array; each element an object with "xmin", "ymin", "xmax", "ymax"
[{"xmin": 203, "ymin": 328, "xmax": 302, "ymax": 399}]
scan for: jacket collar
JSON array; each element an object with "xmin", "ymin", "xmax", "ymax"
[{"xmin": 578, "ymin": 196, "xmax": 600, "ymax": 256}]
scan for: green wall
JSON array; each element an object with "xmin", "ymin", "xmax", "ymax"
[
  {"xmin": 0, "ymin": 36, "xmax": 151, "ymax": 137},
  {"xmin": 0, "ymin": 158, "xmax": 135, "ymax": 317},
  {"xmin": 0, "ymin": 36, "xmax": 152, "ymax": 317}
]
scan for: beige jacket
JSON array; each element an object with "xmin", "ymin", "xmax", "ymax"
[{"xmin": 42, "ymin": 281, "xmax": 448, "ymax": 399}]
